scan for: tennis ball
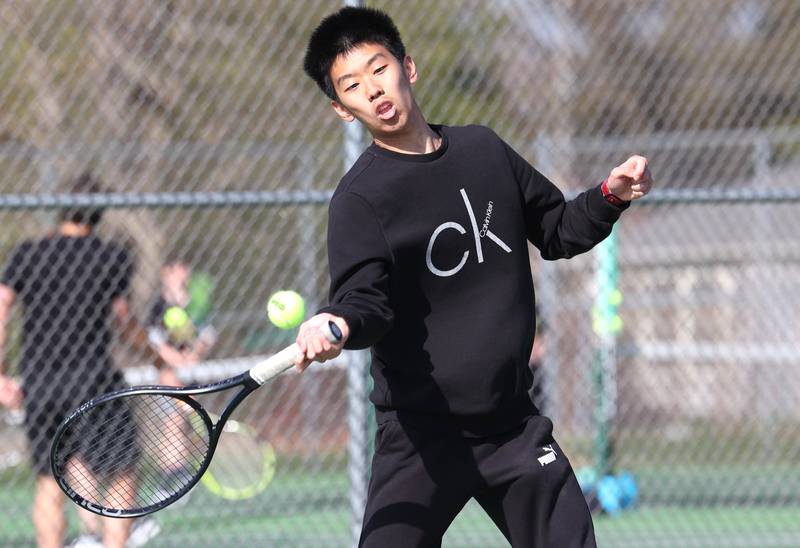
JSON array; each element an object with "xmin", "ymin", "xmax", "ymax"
[
  {"xmin": 267, "ymin": 290, "xmax": 305, "ymax": 330},
  {"xmin": 163, "ymin": 306, "xmax": 190, "ymax": 330}
]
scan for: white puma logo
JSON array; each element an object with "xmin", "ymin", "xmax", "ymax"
[{"xmin": 538, "ymin": 444, "xmax": 557, "ymax": 466}]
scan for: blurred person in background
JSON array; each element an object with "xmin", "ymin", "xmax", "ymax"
[
  {"xmin": 145, "ymin": 257, "xmax": 217, "ymax": 495},
  {"xmin": 0, "ymin": 172, "xmax": 154, "ymax": 548},
  {"xmin": 146, "ymin": 257, "xmax": 217, "ymax": 386}
]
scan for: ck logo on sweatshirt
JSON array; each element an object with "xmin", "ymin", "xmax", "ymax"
[{"xmin": 426, "ymin": 188, "xmax": 512, "ymax": 277}]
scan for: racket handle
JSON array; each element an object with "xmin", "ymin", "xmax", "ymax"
[{"xmin": 249, "ymin": 321, "xmax": 342, "ymax": 385}]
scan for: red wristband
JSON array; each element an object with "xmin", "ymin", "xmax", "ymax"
[{"xmin": 601, "ymin": 179, "xmax": 627, "ymax": 206}]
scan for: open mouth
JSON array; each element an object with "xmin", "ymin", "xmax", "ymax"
[{"xmin": 376, "ymin": 101, "xmax": 396, "ymax": 120}]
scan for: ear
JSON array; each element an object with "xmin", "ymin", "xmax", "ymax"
[
  {"xmin": 404, "ymin": 55, "xmax": 418, "ymax": 85},
  {"xmin": 330, "ymin": 100, "xmax": 355, "ymax": 123}
]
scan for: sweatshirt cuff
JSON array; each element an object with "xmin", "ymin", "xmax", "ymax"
[
  {"xmin": 588, "ymin": 182, "xmax": 630, "ymax": 221},
  {"xmin": 316, "ymin": 305, "xmax": 361, "ymax": 343}
]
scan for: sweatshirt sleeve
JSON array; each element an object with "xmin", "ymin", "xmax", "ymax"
[
  {"xmin": 502, "ymin": 140, "xmax": 629, "ymax": 260},
  {"xmin": 317, "ymin": 191, "xmax": 394, "ymax": 350}
]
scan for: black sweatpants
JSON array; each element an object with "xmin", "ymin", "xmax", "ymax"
[{"xmin": 359, "ymin": 415, "xmax": 596, "ymax": 548}]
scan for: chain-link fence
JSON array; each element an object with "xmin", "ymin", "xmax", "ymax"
[{"xmin": 0, "ymin": 1, "xmax": 798, "ymax": 546}]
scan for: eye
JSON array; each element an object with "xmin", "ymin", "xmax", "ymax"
[
  {"xmin": 344, "ymin": 82, "xmax": 358, "ymax": 92},
  {"xmin": 374, "ymin": 65, "xmax": 388, "ymax": 74}
]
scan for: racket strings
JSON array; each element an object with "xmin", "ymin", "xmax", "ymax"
[{"xmin": 52, "ymin": 394, "xmax": 211, "ymax": 511}]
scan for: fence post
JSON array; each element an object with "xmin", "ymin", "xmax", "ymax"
[
  {"xmin": 593, "ymin": 227, "xmax": 621, "ymax": 478},
  {"xmin": 340, "ymin": 2, "xmax": 369, "ymax": 542}
]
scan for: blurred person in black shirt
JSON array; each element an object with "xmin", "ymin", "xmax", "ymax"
[{"xmin": 0, "ymin": 173, "xmax": 145, "ymax": 548}]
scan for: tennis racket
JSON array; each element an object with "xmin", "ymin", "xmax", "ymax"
[
  {"xmin": 199, "ymin": 414, "xmax": 276, "ymax": 500},
  {"xmin": 50, "ymin": 321, "xmax": 341, "ymax": 518}
]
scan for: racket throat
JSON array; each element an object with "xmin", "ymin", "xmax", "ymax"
[{"xmin": 209, "ymin": 383, "xmax": 257, "ymax": 448}]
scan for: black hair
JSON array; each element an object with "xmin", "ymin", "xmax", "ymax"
[
  {"xmin": 60, "ymin": 172, "xmax": 105, "ymax": 227},
  {"xmin": 162, "ymin": 252, "xmax": 190, "ymax": 269},
  {"xmin": 303, "ymin": 7, "xmax": 406, "ymax": 101}
]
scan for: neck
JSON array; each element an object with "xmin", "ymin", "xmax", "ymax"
[
  {"xmin": 372, "ymin": 107, "xmax": 441, "ymax": 155},
  {"xmin": 59, "ymin": 222, "xmax": 92, "ymax": 237}
]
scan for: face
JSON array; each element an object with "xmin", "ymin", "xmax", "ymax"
[
  {"xmin": 329, "ymin": 43, "xmax": 418, "ymax": 137},
  {"xmin": 162, "ymin": 262, "xmax": 190, "ymax": 291}
]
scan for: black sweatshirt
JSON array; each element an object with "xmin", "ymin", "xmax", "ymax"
[{"xmin": 319, "ymin": 124, "xmax": 628, "ymax": 436}]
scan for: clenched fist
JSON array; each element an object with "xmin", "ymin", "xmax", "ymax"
[{"xmin": 606, "ymin": 155, "xmax": 653, "ymax": 201}]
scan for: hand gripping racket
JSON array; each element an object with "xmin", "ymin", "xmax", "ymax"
[{"xmin": 50, "ymin": 321, "xmax": 341, "ymax": 517}]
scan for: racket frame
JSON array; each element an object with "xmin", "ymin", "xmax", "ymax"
[
  {"xmin": 51, "ymin": 372, "xmax": 260, "ymax": 517},
  {"xmin": 51, "ymin": 321, "xmax": 340, "ymax": 517}
]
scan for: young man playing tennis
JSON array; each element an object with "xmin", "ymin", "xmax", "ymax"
[{"xmin": 297, "ymin": 7, "xmax": 653, "ymax": 547}]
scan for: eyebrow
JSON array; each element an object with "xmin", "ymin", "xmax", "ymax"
[{"xmin": 336, "ymin": 52, "xmax": 387, "ymax": 87}]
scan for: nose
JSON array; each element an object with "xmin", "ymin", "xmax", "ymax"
[{"xmin": 365, "ymin": 80, "xmax": 384, "ymax": 102}]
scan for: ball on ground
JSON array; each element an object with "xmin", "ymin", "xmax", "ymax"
[
  {"xmin": 597, "ymin": 475, "xmax": 623, "ymax": 516},
  {"xmin": 616, "ymin": 471, "xmax": 639, "ymax": 509},
  {"xmin": 267, "ymin": 290, "xmax": 306, "ymax": 329}
]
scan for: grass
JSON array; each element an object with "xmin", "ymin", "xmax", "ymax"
[{"xmin": 2, "ymin": 464, "xmax": 800, "ymax": 547}]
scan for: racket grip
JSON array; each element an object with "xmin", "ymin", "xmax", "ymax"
[{"xmin": 249, "ymin": 321, "xmax": 342, "ymax": 385}]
